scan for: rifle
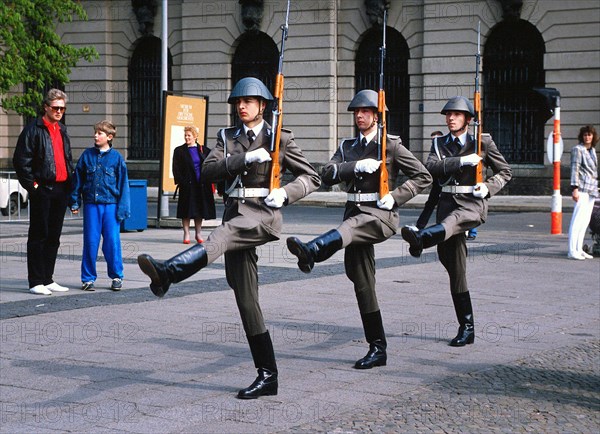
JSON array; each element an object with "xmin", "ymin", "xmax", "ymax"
[
  {"xmin": 377, "ymin": 8, "xmax": 390, "ymax": 198},
  {"xmin": 473, "ymin": 21, "xmax": 484, "ymax": 185},
  {"xmin": 269, "ymin": 0, "xmax": 291, "ymax": 191}
]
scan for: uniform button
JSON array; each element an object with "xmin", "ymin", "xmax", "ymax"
[
  {"xmin": 241, "ymin": 199, "xmax": 246, "ymax": 204},
  {"xmin": 243, "ymin": 171, "xmax": 248, "ymax": 175}
]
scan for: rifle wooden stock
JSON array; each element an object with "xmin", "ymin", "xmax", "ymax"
[
  {"xmin": 269, "ymin": 73, "xmax": 284, "ymax": 190},
  {"xmin": 378, "ymin": 89, "xmax": 389, "ymax": 198}
]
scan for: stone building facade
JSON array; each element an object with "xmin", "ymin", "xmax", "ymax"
[{"xmin": 1, "ymin": 0, "xmax": 599, "ymax": 194}]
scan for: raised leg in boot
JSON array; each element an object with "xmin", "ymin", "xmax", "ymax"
[
  {"xmin": 449, "ymin": 291, "xmax": 475, "ymax": 346},
  {"xmin": 355, "ymin": 310, "xmax": 387, "ymax": 369},
  {"xmin": 137, "ymin": 243, "xmax": 208, "ymax": 297},
  {"xmin": 237, "ymin": 332, "xmax": 278, "ymax": 399},
  {"xmin": 401, "ymin": 224, "xmax": 446, "ymax": 258},
  {"xmin": 286, "ymin": 229, "xmax": 343, "ymax": 273}
]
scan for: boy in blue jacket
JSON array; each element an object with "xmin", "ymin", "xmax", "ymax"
[{"xmin": 70, "ymin": 121, "xmax": 130, "ymax": 291}]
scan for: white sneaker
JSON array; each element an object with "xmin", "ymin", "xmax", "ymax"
[
  {"xmin": 581, "ymin": 251, "xmax": 594, "ymax": 259},
  {"xmin": 567, "ymin": 253, "xmax": 585, "ymax": 260},
  {"xmin": 30, "ymin": 285, "xmax": 52, "ymax": 295},
  {"xmin": 45, "ymin": 282, "xmax": 69, "ymax": 292}
]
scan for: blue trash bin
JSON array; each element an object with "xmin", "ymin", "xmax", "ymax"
[{"xmin": 121, "ymin": 179, "xmax": 147, "ymax": 231}]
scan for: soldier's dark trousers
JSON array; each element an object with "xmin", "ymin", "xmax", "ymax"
[
  {"xmin": 225, "ymin": 248, "xmax": 267, "ymax": 336},
  {"xmin": 438, "ymin": 233, "xmax": 474, "ymax": 346},
  {"xmin": 345, "ymin": 243, "xmax": 387, "ymax": 368}
]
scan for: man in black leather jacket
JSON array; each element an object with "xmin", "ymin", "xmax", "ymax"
[{"xmin": 13, "ymin": 89, "xmax": 74, "ymax": 295}]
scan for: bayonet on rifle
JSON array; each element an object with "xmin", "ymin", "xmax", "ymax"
[
  {"xmin": 473, "ymin": 21, "xmax": 484, "ymax": 185},
  {"xmin": 269, "ymin": 0, "xmax": 291, "ymax": 191}
]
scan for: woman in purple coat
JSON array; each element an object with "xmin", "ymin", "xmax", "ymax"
[{"xmin": 173, "ymin": 126, "xmax": 216, "ymax": 243}]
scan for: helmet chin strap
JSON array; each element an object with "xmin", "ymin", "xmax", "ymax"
[{"xmin": 253, "ymin": 102, "xmax": 266, "ymax": 122}]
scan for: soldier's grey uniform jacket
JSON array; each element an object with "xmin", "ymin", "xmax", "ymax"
[
  {"xmin": 202, "ymin": 122, "xmax": 320, "ymax": 238},
  {"xmin": 427, "ymin": 132, "xmax": 512, "ymax": 226},
  {"xmin": 322, "ymin": 135, "xmax": 431, "ymax": 232}
]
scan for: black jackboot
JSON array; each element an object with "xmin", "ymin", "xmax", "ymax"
[
  {"xmin": 286, "ymin": 229, "xmax": 343, "ymax": 273},
  {"xmin": 449, "ymin": 292, "xmax": 475, "ymax": 346},
  {"xmin": 137, "ymin": 244, "xmax": 208, "ymax": 297},
  {"xmin": 401, "ymin": 224, "xmax": 446, "ymax": 258},
  {"xmin": 237, "ymin": 331, "xmax": 278, "ymax": 399},
  {"xmin": 354, "ymin": 310, "xmax": 387, "ymax": 369}
]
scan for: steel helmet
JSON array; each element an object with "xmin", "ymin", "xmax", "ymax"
[
  {"xmin": 228, "ymin": 77, "xmax": 274, "ymax": 104},
  {"xmin": 441, "ymin": 96, "xmax": 475, "ymax": 117},
  {"xmin": 347, "ymin": 89, "xmax": 388, "ymax": 111}
]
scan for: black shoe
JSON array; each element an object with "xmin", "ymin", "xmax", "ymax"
[
  {"xmin": 237, "ymin": 368, "xmax": 278, "ymax": 399},
  {"xmin": 286, "ymin": 237, "xmax": 314, "ymax": 273},
  {"xmin": 449, "ymin": 325, "xmax": 475, "ymax": 346},
  {"xmin": 286, "ymin": 230, "xmax": 343, "ymax": 273},
  {"xmin": 354, "ymin": 342, "xmax": 387, "ymax": 369},
  {"xmin": 137, "ymin": 254, "xmax": 170, "ymax": 297},
  {"xmin": 401, "ymin": 226, "xmax": 423, "ymax": 257},
  {"xmin": 449, "ymin": 292, "xmax": 475, "ymax": 346}
]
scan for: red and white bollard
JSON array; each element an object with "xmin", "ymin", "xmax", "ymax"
[{"xmin": 550, "ymin": 103, "xmax": 562, "ymax": 235}]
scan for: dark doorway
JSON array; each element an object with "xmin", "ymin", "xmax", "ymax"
[
  {"xmin": 483, "ymin": 20, "xmax": 546, "ymax": 164},
  {"xmin": 355, "ymin": 26, "xmax": 410, "ymax": 147},
  {"xmin": 231, "ymin": 31, "xmax": 278, "ymax": 126}
]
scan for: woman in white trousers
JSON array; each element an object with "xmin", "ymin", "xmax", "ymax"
[{"xmin": 568, "ymin": 125, "xmax": 598, "ymax": 260}]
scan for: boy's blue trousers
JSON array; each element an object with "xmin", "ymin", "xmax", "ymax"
[{"xmin": 82, "ymin": 203, "xmax": 124, "ymax": 282}]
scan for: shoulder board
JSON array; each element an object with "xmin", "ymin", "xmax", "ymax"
[
  {"xmin": 221, "ymin": 126, "xmax": 237, "ymax": 134},
  {"xmin": 482, "ymin": 133, "xmax": 491, "ymax": 137},
  {"xmin": 281, "ymin": 128, "xmax": 292, "ymax": 133},
  {"xmin": 387, "ymin": 134, "xmax": 400, "ymax": 140}
]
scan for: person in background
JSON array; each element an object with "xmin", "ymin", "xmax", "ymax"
[
  {"xmin": 137, "ymin": 77, "xmax": 320, "ymax": 399},
  {"xmin": 401, "ymin": 96, "xmax": 512, "ymax": 347},
  {"xmin": 70, "ymin": 121, "xmax": 130, "ymax": 291},
  {"xmin": 286, "ymin": 89, "xmax": 431, "ymax": 369},
  {"xmin": 13, "ymin": 89, "xmax": 74, "ymax": 295},
  {"xmin": 173, "ymin": 125, "xmax": 216, "ymax": 244},
  {"xmin": 567, "ymin": 125, "xmax": 598, "ymax": 260}
]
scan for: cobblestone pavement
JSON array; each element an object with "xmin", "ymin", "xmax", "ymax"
[
  {"xmin": 1, "ymin": 204, "xmax": 599, "ymax": 433},
  {"xmin": 284, "ymin": 340, "xmax": 600, "ymax": 433}
]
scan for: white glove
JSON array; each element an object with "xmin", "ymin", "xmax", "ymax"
[
  {"xmin": 264, "ymin": 188, "xmax": 287, "ymax": 208},
  {"xmin": 377, "ymin": 193, "xmax": 395, "ymax": 210},
  {"xmin": 473, "ymin": 182, "xmax": 489, "ymax": 198},
  {"xmin": 354, "ymin": 159, "xmax": 381, "ymax": 174},
  {"xmin": 460, "ymin": 153, "xmax": 482, "ymax": 167},
  {"xmin": 245, "ymin": 148, "xmax": 272, "ymax": 164}
]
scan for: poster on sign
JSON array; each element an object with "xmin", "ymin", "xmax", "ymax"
[{"xmin": 160, "ymin": 92, "xmax": 209, "ymax": 194}]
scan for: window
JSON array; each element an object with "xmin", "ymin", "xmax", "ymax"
[{"xmin": 128, "ymin": 36, "xmax": 172, "ymax": 160}]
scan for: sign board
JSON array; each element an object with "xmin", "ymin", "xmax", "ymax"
[
  {"xmin": 546, "ymin": 132, "xmax": 564, "ymax": 164},
  {"xmin": 160, "ymin": 93, "xmax": 209, "ymax": 193}
]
